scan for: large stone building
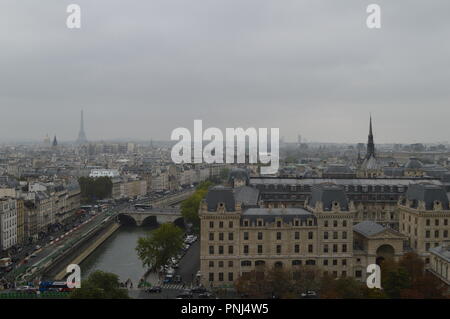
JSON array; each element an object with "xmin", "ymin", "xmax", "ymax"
[
  {"xmin": 199, "ymin": 184, "xmax": 408, "ymax": 287},
  {"xmin": 398, "ymin": 183, "xmax": 450, "ymax": 264},
  {"xmin": 250, "ymin": 177, "xmax": 442, "ymax": 229}
]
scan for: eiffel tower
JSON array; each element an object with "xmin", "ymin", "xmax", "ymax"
[{"xmin": 76, "ymin": 110, "xmax": 88, "ymax": 144}]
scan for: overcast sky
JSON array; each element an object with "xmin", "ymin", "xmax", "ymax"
[{"xmin": 1, "ymin": 0, "xmax": 449, "ymax": 144}]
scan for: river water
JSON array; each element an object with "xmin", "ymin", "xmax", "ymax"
[{"xmin": 79, "ymin": 225, "xmax": 155, "ymax": 284}]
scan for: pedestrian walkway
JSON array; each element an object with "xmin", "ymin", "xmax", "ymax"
[{"xmin": 160, "ymin": 283, "xmax": 185, "ymax": 290}]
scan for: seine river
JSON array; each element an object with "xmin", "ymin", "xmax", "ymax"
[{"xmin": 79, "ymin": 225, "xmax": 155, "ymax": 284}]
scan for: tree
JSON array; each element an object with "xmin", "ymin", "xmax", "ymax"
[
  {"xmin": 78, "ymin": 176, "xmax": 112, "ymax": 203},
  {"xmin": 380, "ymin": 258, "xmax": 411, "ymax": 298},
  {"xmin": 319, "ymin": 275, "xmax": 365, "ymax": 299},
  {"xmin": 70, "ymin": 270, "xmax": 129, "ymax": 299},
  {"xmin": 235, "ymin": 267, "xmax": 297, "ymax": 299},
  {"xmin": 180, "ymin": 181, "xmax": 212, "ymax": 233},
  {"xmin": 136, "ymin": 223, "xmax": 184, "ymax": 272},
  {"xmin": 398, "ymin": 253, "xmax": 446, "ymax": 298}
]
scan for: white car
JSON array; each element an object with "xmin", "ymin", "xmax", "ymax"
[{"xmin": 16, "ymin": 285, "xmax": 34, "ymax": 291}]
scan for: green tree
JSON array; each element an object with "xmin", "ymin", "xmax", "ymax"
[
  {"xmin": 136, "ymin": 223, "xmax": 184, "ymax": 272},
  {"xmin": 319, "ymin": 276, "xmax": 365, "ymax": 299},
  {"xmin": 78, "ymin": 176, "xmax": 112, "ymax": 203},
  {"xmin": 381, "ymin": 258, "xmax": 411, "ymax": 298},
  {"xmin": 70, "ymin": 270, "xmax": 129, "ymax": 299},
  {"xmin": 235, "ymin": 267, "xmax": 297, "ymax": 299},
  {"xmin": 180, "ymin": 181, "xmax": 212, "ymax": 233}
]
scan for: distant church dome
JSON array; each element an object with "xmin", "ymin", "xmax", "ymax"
[
  {"xmin": 228, "ymin": 168, "xmax": 250, "ymax": 187},
  {"xmin": 404, "ymin": 157, "xmax": 423, "ymax": 169}
]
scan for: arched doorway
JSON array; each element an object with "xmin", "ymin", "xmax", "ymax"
[{"xmin": 376, "ymin": 244, "xmax": 395, "ymax": 265}]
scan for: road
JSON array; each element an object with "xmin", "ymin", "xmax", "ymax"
[
  {"xmin": 133, "ymin": 240, "xmax": 201, "ymax": 299},
  {"xmin": 1, "ymin": 201, "xmax": 131, "ymax": 288}
]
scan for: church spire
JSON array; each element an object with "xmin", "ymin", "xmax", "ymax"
[{"xmin": 366, "ymin": 114, "xmax": 375, "ymax": 159}]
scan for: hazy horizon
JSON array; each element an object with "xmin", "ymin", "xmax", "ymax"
[{"xmin": 1, "ymin": 1, "xmax": 450, "ymax": 144}]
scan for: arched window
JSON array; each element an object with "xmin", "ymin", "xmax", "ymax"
[{"xmin": 292, "ymin": 260, "xmax": 302, "ymax": 266}]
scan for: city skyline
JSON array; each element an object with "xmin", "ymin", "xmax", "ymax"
[{"xmin": 1, "ymin": 1, "xmax": 450, "ymax": 143}]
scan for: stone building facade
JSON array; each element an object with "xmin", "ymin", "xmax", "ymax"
[
  {"xmin": 199, "ymin": 184, "xmax": 408, "ymax": 287},
  {"xmin": 398, "ymin": 183, "xmax": 450, "ymax": 264}
]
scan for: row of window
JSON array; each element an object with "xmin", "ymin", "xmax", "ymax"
[
  {"xmin": 257, "ymin": 184, "xmax": 405, "ymax": 193},
  {"xmin": 208, "ymin": 272, "xmax": 234, "ymax": 282},
  {"xmin": 425, "ymin": 230, "xmax": 449, "ymax": 239},
  {"xmin": 208, "ymin": 244, "xmax": 319, "ymax": 255},
  {"xmin": 242, "ymin": 219, "xmax": 315, "ymax": 227},
  {"xmin": 237, "ymin": 259, "xmax": 347, "ymax": 267},
  {"xmin": 402, "ymin": 215, "xmax": 449, "ymax": 227},
  {"xmin": 208, "ymin": 260, "xmax": 234, "ymax": 268},
  {"xmin": 209, "ymin": 221, "xmax": 234, "ymax": 229}
]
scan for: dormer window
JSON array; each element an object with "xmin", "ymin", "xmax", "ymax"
[{"xmin": 243, "ymin": 220, "xmax": 249, "ymax": 227}]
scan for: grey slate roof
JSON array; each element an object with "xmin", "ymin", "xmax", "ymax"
[
  {"xmin": 353, "ymin": 221, "xmax": 386, "ymax": 237},
  {"xmin": 233, "ymin": 186, "xmax": 260, "ymax": 207},
  {"xmin": 309, "ymin": 184, "xmax": 349, "ymax": 211},
  {"xmin": 404, "ymin": 157, "xmax": 424, "ymax": 169},
  {"xmin": 404, "ymin": 183, "xmax": 450, "ymax": 210},
  {"xmin": 205, "ymin": 186, "xmax": 236, "ymax": 212},
  {"xmin": 324, "ymin": 164, "xmax": 353, "ymax": 174},
  {"xmin": 383, "ymin": 167, "xmax": 405, "ymax": 177},
  {"xmin": 429, "ymin": 243, "xmax": 450, "ymax": 262}
]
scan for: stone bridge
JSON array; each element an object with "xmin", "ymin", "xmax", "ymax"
[
  {"xmin": 119, "ymin": 207, "xmax": 183, "ymax": 226},
  {"xmin": 142, "ymin": 189, "xmax": 195, "ymax": 207}
]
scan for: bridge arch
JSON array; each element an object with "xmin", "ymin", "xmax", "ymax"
[
  {"xmin": 118, "ymin": 214, "xmax": 137, "ymax": 226},
  {"xmin": 141, "ymin": 215, "xmax": 159, "ymax": 227}
]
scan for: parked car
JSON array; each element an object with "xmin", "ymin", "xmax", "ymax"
[
  {"xmin": 173, "ymin": 275, "xmax": 182, "ymax": 284},
  {"xmin": 301, "ymin": 290, "xmax": 317, "ymax": 298},
  {"xmin": 198, "ymin": 292, "xmax": 215, "ymax": 299},
  {"xmin": 190, "ymin": 286, "xmax": 207, "ymax": 294},
  {"xmin": 163, "ymin": 274, "xmax": 173, "ymax": 284},
  {"xmin": 145, "ymin": 286, "xmax": 162, "ymax": 293},
  {"xmin": 176, "ymin": 290, "xmax": 194, "ymax": 299}
]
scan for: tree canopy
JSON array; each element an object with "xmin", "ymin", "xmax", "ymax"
[
  {"xmin": 136, "ymin": 223, "xmax": 184, "ymax": 272},
  {"xmin": 70, "ymin": 270, "xmax": 129, "ymax": 299},
  {"xmin": 180, "ymin": 180, "xmax": 212, "ymax": 234},
  {"xmin": 78, "ymin": 176, "xmax": 112, "ymax": 203}
]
